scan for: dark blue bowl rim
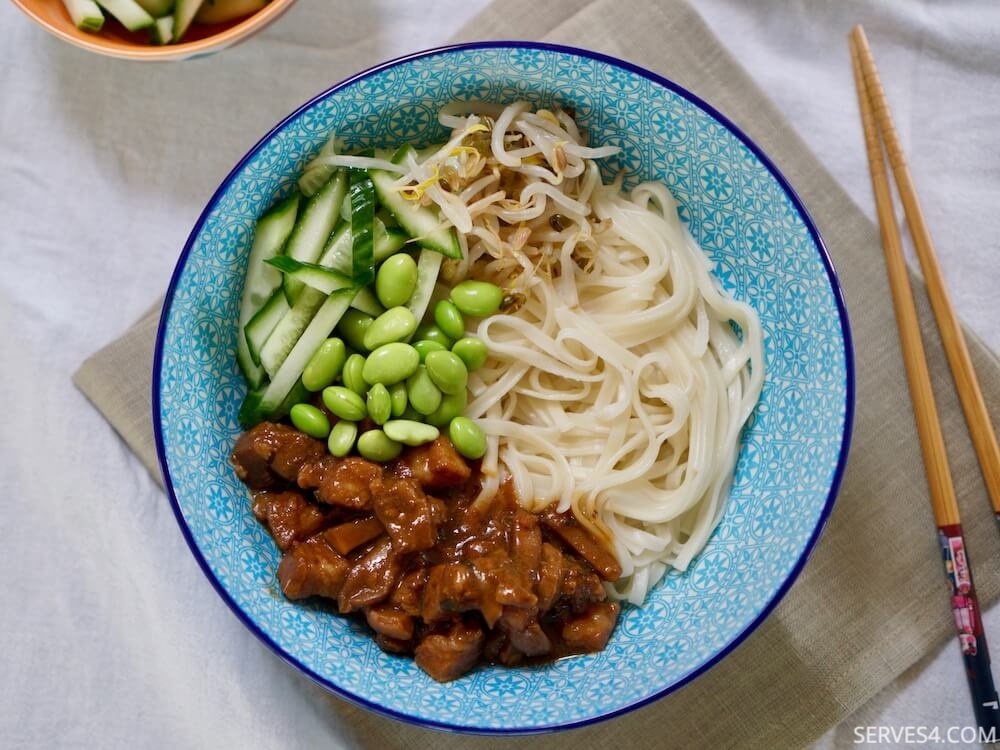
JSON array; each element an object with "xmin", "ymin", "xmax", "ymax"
[{"xmin": 152, "ymin": 40, "xmax": 856, "ymax": 736}]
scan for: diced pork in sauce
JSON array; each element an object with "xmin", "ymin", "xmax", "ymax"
[{"xmin": 230, "ymin": 424, "xmax": 620, "ymax": 682}]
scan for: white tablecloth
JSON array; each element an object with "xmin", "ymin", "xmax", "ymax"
[{"xmin": 2, "ymin": 1, "xmax": 998, "ymax": 747}]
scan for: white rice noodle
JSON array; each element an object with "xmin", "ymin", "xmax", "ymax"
[{"xmin": 385, "ymin": 102, "xmax": 765, "ymax": 606}]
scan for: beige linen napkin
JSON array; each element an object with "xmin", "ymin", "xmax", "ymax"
[{"xmin": 74, "ymin": 0, "xmax": 1000, "ymax": 747}]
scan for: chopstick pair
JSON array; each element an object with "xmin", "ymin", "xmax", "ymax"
[{"xmin": 850, "ymin": 25, "xmax": 1000, "ymax": 732}]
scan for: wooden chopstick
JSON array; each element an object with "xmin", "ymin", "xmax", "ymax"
[
  {"xmin": 852, "ymin": 25, "xmax": 1000, "ymax": 518},
  {"xmin": 850, "ymin": 27, "xmax": 1000, "ymax": 732}
]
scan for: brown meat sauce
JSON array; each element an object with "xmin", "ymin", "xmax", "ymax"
[{"xmin": 231, "ymin": 421, "xmax": 621, "ymax": 682}]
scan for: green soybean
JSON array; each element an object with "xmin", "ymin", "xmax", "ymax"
[
  {"xmin": 327, "ymin": 420, "xmax": 358, "ymax": 457},
  {"xmin": 337, "ymin": 309, "xmax": 375, "ymax": 352},
  {"xmin": 451, "ymin": 336, "xmax": 488, "ymax": 371},
  {"xmin": 362, "ymin": 342, "xmax": 420, "ymax": 385},
  {"xmin": 406, "ymin": 365, "xmax": 443, "ymax": 415},
  {"xmin": 433, "ymin": 300, "xmax": 466, "ymax": 340},
  {"xmin": 450, "ymin": 280, "xmax": 503, "ymax": 317},
  {"xmin": 389, "ymin": 383, "xmax": 408, "ymax": 417},
  {"xmin": 413, "ymin": 323, "xmax": 453, "ymax": 348},
  {"xmin": 342, "ymin": 353, "xmax": 368, "ymax": 395},
  {"xmin": 426, "ymin": 389, "xmax": 467, "ymax": 427},
  {"xmin": 363, "ymin": 306, "xmax": 417, "ymax": 350},
  {"xmin": 321, "ymin": 386, "xmax": 367, "ymax": 421},
  {"xmin": 357, "ymin": 429, "xmax": 403, "ymax": 462},
  {"xmin": 413, "ymin": 339, "xmax": 447, "ymax": 362},
  {"xmin": 424, "ymin": 350, "xmax": 468, "ymax": 395},
  {"xmin": 383, "ymin": 420, "xmax": 440, "ymax": 446},
  {"xmin": 289, "ymin": 403, "xmax": 331, "ymax": 439},
  {"xmin": 366, "ymin": 383, "xmax": 392, "ymax": 425},
  {"xmin": 302, "ymin": 337, "xmax": 347, "ymax": 391},
  {"xmin": 375, "ymin": 254, "xmax": 418, "ymax": 308},
  {"xmin": 449, "ymin": 416, "xmax": 487, "ymax": 459}
]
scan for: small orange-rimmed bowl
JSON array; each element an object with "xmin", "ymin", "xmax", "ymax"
[{"xmin": 12, "ymin": 0, "xmax": 297, "ymax": 61}]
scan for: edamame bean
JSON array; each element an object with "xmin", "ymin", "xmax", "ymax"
[
  {"xmin": 290, "ymin": 403, "xmax": 331, "ymax": 439},
  {"xmin": 366, "ymin": 383, "xmax": 392, "ymax": 425},
  {"xmin": 389, "ymin": 383, "xmax": 408, "ymax": 417},
  {"xmin": 357, "ymin": 429, "xmax": 402, "ymax": 462},
  {"xmin": 327, "ymin": 420, "xmax": 358, "ymax": 457},
  {"xmin": 337, "ymin": 309, "xmax": 374, "ymax": 352},
  {"xmin": 406, "ymin": 365, "xmax": 443, "ymax": 415},
  {"xmin": 448, "ymin": 416, "xmax": 487, "ymax": 459},
  {"xmin": 302, "ymin": 337, "xmax": 347, "ymax": 391},
  {"xmin": 362, "ymin": 342, "xmax": 420, "ymax": 385},
  {"xmin": 413, "ymin": 339, "xmax": 447, "ymax": 362},
  {"xmin": 321, "ymin": 386, "xmax": 367, "ymax": 421},
  {"xmin": 342, "ymin": 353, "xmax": 368, "ymax": 395},
  {"xmin": 426, "ymin": 389, "xmax": 467, "ymax": 427},
  {"xmin": 450, "ymin": 280, "xmax": 503, "ymax": 317},
  {"xmin": 363, "ymin": 307, "xmax": 417, "ymax": 350},
  {"xmin": 383, "ymin": 420, "xmax": 440, "ymax": 446},
  {"xmin": 433, "ymin": 300, "xmax": 466, "ymax": 340},
  {"xmin": 413, "ymin": 323, "xmax": 453, "ymax": 348},
  {"xmin": 451, "ymin": 336, "xmax": 488, "ymax": 371},
  {"xmin": 375, "ymin": 254, "xmax": 418, "ymax": 308},
  {"xmin": 424, "ymin": 350, "xmax": 468, "ymax": 395}
]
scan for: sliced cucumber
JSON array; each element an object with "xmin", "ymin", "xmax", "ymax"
[
  {"xmin": 148, "ymin": 14, "xmax": 173, "ymax": 43},
  {"xmin": 267, "ymin": 256, "xmax": 384, "ymax": 317},
  {"xmin": 256, "ymin": 289, "xmax": 358, "ymax": 416},
  {"xmin": 317, "ymin": 220, "xmax": 408, "ymax": 277},
  {"xmin": 406, "ymin": 249, "xmax": 444, "ymax": 330},
  {"xmin": 239, "ymin": 377, "xmax": 309, "ymax": 427},
  {"xmin": 283, "ymin": 170, "xmax": 347, "ymax": 304},
  {"xmin": 350, "ymin": 169, "xmax": 376, "ymax": 286},
  {"xmin": 172, "ymin": 0, "xmax": 205, "ymax": 41},
  {"xmin": 350, "ymin": 287, "xmax": 385, "ymax": 317},
  {"xmin": 267, "ymin": 256, "xmax": 353, "ymax": 296},
  {"xmin": 244, "ymin": 288, "xmax": 288, "ymax": 367},
  {"xmin": 194, "ymin": 0, "xmax": 265, "ymax": 24},
  {"xmin": 62, "ymin": 0, "xmax": 105, "ymax": 31},
  {"xmin": 369, "ymin": 146, "xmax": 462, "ymax": 259},
  {"xmin": 259, "ymin": 257, "xmax": 354, "ymax": 378},
  {"xmin": 134, "ymin": 0, "xmax": 173, "ymax": 14},
  {"xmin": 236, "ymin": 192, "xmax": 300, "ymax": 388},
  {"xmin": 95, "ymin": 0, "xmax": 154, "ymax": 30}
]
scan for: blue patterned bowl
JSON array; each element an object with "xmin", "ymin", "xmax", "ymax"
[{"xmin": 154, "ymin": 42, "xmax": 854, "ymax": 734}]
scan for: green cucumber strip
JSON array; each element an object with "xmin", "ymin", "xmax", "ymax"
[
  {"xmin": 350, "ymin": 287, "xmax": 385, "ymax": 317},
  {"xmin": 266, "ymin": 256, "xmax": 354, "ymax": 294},
  {"xmin": 267, "ymin": 257, "xmax": 384, "ymax": 317},
  {"xmin": 62, "ymin": 0, "xmax": 105, "ymax": 31},
  {"xmin": 238, "ymin": 387, "xmax": 264, "ymax": 427},
  {"xmin": 350, "ymin": 169, "xmax": 376, "ymax": 285},
  {"xmin": 194, "ymin": 0, "xmax": 265, "ymax": 24},
  {"xmin": 172, "ymin": 0, "xmax": 205, "ymax": 41},
  {"xmin": 258, "ymin": 287, "xmax": 325, "ymax": 378},
  {"xmin": 245, "ymin": 288, "xmax": 289, "ymax": 367},
  {"xmin": 317, "ymin": 220, "xmax": 408, "ymax": 277},
  {"xmin": 406, "ymin": 248, "xmax": 444, "ymax": 332},
  {"xmin": 148, "ymin": 14, "xmax": 173, "ymax": 44},
  {"xmin": 134, "ymin": 0, "xmax": 173, "ymax": 14},
  {"xmin": 239, "ymin": 377, "xmax": 309, "ymax": 427},
  {"xmin": 95, "ymin": 0, "xmax": 154, "ymax": 30},
  {"xmin": 236, "ymin": 192, "xmax": 300, "ymax": 388},
  {"xmin": 369, "ymin": 146, "xmax": 462, "ymax": 259},
  {"xmin": 257, "ymin": 289, "xmax": 358, "ymax": 415},
  {"xmin": 258, "ymin": 261, "xmax": 354, "ymax": 377},
  {"xmin": 283, "ymin": 170, "xmax": 347, "ymax": 304}
]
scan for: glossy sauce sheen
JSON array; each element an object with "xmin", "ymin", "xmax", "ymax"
[{"xmin": 231, "ymin": 422, "xmax": 621, "ymax": 682}]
